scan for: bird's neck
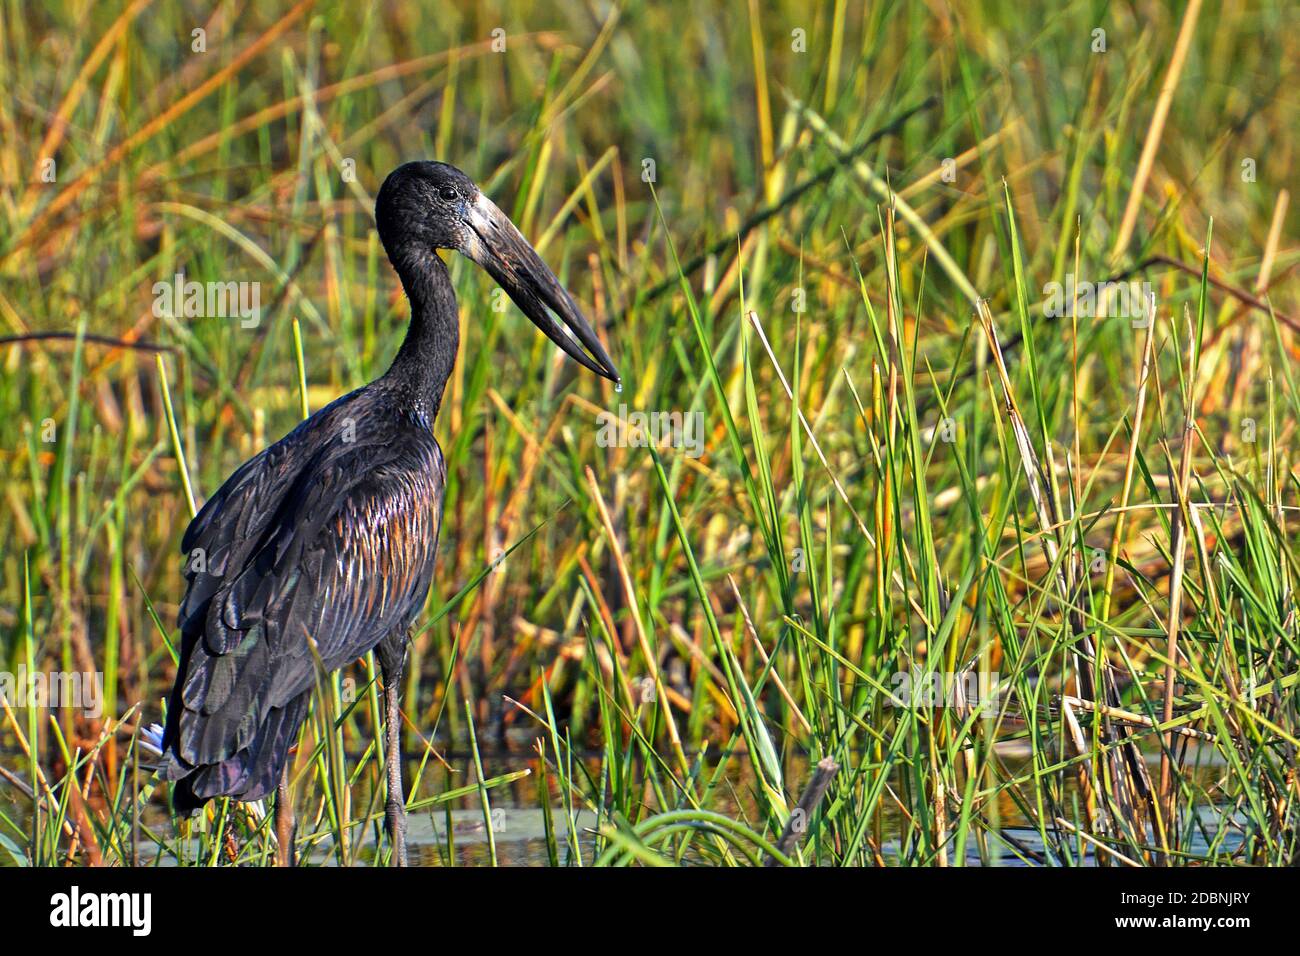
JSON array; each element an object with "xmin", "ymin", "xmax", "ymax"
[{"xmin": 382, "ymin": 249, "xmax": 460, "ymax": 424}]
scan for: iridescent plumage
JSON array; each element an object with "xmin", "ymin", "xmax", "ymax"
[{"xmin": 159, "ymin": 161, "xmax": 618, "ymax": 864}]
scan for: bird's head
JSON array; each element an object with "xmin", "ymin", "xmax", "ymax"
[{"xmin": 376, "ymin": 160, "xmax": 619, "ymax": 384}]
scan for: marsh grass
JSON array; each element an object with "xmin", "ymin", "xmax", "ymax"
[{"xmin": 0, "ymin": 0, "xmax": 1296, "ymax": 866}]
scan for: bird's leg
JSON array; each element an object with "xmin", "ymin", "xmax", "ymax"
[
  {"xmin": 378, "ymin": 634, "xmax": 409, "ymax": 867},
  {"xmin": 275, "ymin": 765, "xmax": 296, "ymax": 867}
]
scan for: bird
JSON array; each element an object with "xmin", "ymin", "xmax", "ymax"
[{"xmin": 157, "ymin": 160, "xmax": 620, "ymax": 865}]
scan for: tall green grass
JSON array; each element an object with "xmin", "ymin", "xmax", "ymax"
[{"xmin": 0, "ymin": 0, "xmax": 1296, "ymax": 866}]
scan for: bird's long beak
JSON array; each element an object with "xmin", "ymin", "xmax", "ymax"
[{"xmin": 463, "ymin": 192, "xmax": 620, "ymax": 383}]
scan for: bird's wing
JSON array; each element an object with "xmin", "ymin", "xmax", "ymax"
[
  {"xmin": 176, "ymin": 391, "xmax": 365, "ymax": 629},
  {"xmin": 163, "ymin": 410, "xmax": 445, "ymax": 781}
]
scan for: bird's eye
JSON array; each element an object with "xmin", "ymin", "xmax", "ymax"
[{"xmin": 438, "ymin": 186, "xmax": 458, "ymax": 202}]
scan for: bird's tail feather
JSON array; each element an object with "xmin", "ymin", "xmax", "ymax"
[{"xmin": 168, "ymin": 694, "xmax": 310, "ymax": 814}]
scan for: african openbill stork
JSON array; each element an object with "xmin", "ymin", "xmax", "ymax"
[{"xmin": 158, "ymin": 161, "xmax": 619, "ymax": 865}]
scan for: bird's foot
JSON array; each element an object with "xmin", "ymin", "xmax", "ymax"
[{"xmin": 386, "ymin": 799, "xmax": 408, "ymax": 867}]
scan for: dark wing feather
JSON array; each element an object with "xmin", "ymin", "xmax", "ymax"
[{"xmin": 162, "ymin": 392, "xmax": 445, "ymax": 807}]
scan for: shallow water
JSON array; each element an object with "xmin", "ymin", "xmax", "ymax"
[{"xmin": 0, "ymin": 738, "xmax": 1250, "ymax": 866}]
